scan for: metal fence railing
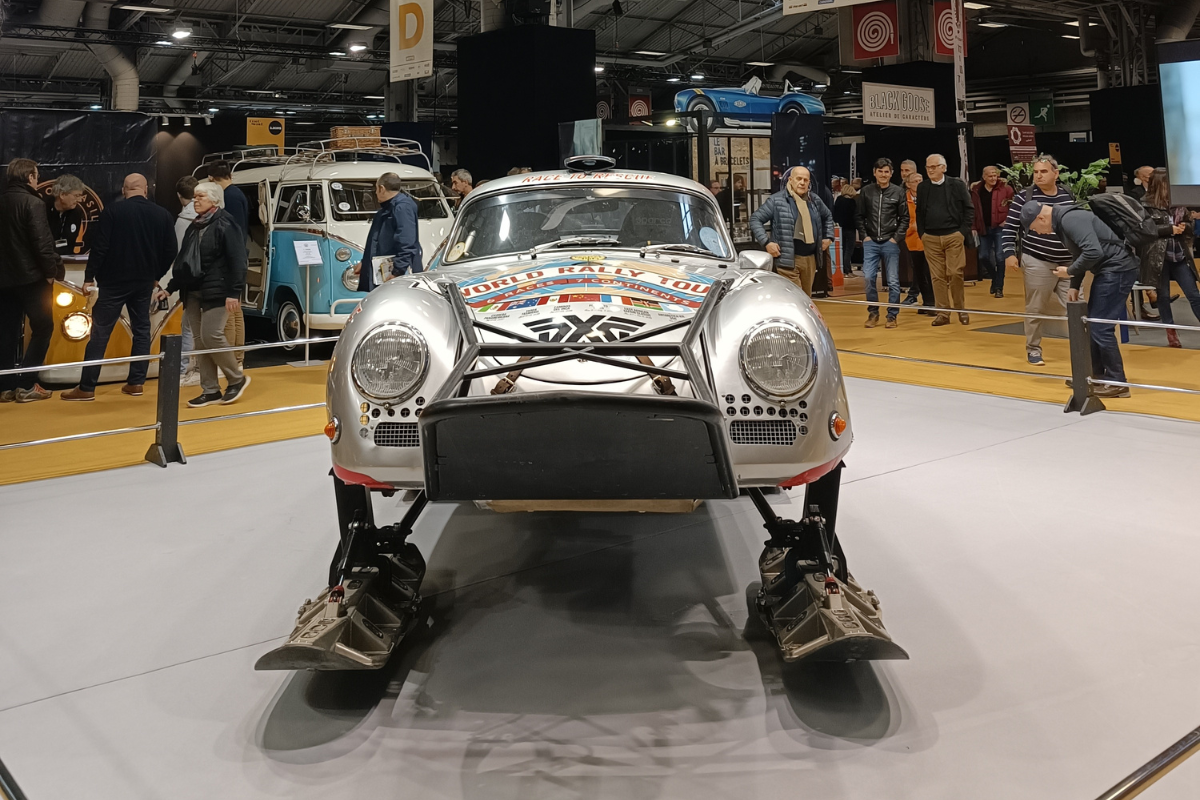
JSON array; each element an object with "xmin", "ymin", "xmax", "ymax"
[
  {"xmin": 0, "ymin": 334, "xmax": 337, "ymax": 466},
  {"xmin": 814, "ymin": 295, "xmax": 1200, "ymax": 417},
  {"xmin": 1094, "ymin": 723, "xmax": 1200, "ymax": 800}
]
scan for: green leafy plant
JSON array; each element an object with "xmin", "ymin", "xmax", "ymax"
[{"xmin": 998, "ymin": 158, "xmax": 1110, "ymax": 206}]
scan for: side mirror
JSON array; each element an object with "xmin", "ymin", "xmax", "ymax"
[{"xmin": 737, "ymin": 250, "xmax": 773, "ymax": 271}]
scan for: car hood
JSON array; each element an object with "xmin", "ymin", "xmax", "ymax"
[{"xmin": 454, "ymin": 255, "xmax": 719, "ymax": 385}]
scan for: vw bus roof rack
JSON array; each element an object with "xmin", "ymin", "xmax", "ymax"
[
  {"xmin": 200, "ymin": 147, "xmax": 294, "ymax": 170},
  {"xmin": 290, "ymin": 138, "xmax": 431, "ymax": 171}
]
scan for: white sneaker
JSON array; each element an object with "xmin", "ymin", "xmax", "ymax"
[{"xmin": 181, "ymin": 370, "xmax": 201, "ymax": 387}]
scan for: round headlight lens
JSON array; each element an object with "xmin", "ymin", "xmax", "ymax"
[
  {"xmin": 55, "ymin": 291, "xmax": 75, "ymax": 308},
  {"xmin": 351, "ymin": 323, "xmax": 428, "ymax": 402},
  {"xmin": 740, "ymin": 319, "xmax": 816, "ymax": 399},
  {"xmin": 341, "ymin": 266, "xmax": 360, "ymax": 291},
  {"xmin": 62, "ymin": 311, "xmax": 92, "ymax": 341},
  {"xmin": 335, "ymin": 246, "xmax": 353, "ymax": 262}
]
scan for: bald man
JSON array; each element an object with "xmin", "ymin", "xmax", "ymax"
[{"xmin": 63, "ymin": 173, "xmax": 177, "ymax": 400}]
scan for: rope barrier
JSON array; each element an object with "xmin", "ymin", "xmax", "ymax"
[
  {"xmin": 813, "ymin": 296, "xmax": 1065, "ymax": 322},
  {"xmin": 0, "ymin": 352, "xmax": 160, "ymax": 378},
  {"xmin": 1084, "ymin": 317, "xmax": 1200, "ymax": 334},
  {"xmin": 0, "ymin": 423, "xmax": 160, "ymax": 452},
  {"xmin": 837, "ymin": 349, "xmax": 1071, "ymax": 380},
  {"xmin": 177, "ymin": 402, "xmax": 325, "ymax": 426},
  {"xmin": 1088, "ymin": 378, "xmax": 1200, "ymax": 397}
]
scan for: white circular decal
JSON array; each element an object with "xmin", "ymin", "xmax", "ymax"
[
  {"xmin": 937, "ymin": 7, "xmax": 957, "ymax": 50},
  {"xmin": 446, "ymin": 242, "xmax": 466, "ymax": 262},
  {"xmin": 699, "ymin": 227, "xmax": 721, "ymax": 253},
  {"xmin": 857, "ymin": 11, "xmax": 894, "ymax": 53},
  {"xmin": 331, "ymin": 182, "xmax": 343, "ymax": 190},
  {"xmin": 338, "ymin": 201, "xmax": 351, "ymax": 211}
]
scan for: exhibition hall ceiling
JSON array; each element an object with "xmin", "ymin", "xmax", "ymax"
[{"xmin": 0, "ymin": 0, "xmax": 1192, "ymax": 122}]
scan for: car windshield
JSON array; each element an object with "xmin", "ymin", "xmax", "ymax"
[
  {"xmin": 443, "ymin": 185, "xmax": 732, "ymax": 263},
  {"xmin": 329, "ymin": 180, "xmax": 449, "ymax": 221}
]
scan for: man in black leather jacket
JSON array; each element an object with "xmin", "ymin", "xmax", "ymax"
[
  {"xmin": 854, "ymin": 158, "xmax": 909, "ymax": 328},
  {"xmin": 0, "ymin": 159, "xmax": 64, "ymax": 402}
]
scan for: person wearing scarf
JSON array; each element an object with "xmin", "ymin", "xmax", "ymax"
[
  {"xmin": 749, "ymin": 166, "xmax": 833, "ymax": 296},
  {"xmin": 164, "ymin": 181, "xmax": 250, "ymax": 408}
]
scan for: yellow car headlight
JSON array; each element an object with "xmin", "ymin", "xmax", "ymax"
[
  {"xmin": 62, "ymin": 311, "xmax": 92, "ymax": 341},
  {"xmin": 55, "ymin": 291, "xmax": 75, "ymax": 308}
]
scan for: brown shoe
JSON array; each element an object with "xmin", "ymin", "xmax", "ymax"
[
  {"xmin": 885, "ymin": 317, "xmax": 897, "ymax": 329},
  {"xmin": 60, "ymin": 387, "xmax": 96, "ymax": 402},
  {"xmin": 121, "ymin": 384, "xmax": 144, "ymax": 396},
  {"xmin": 931, "ymin": 314, "xmax": 950, "ymax": 327},
  {"xmin": 958, "ymin": 313, "xmax": 970, "ymax": 325},
  {"xmin": 864, "ymin": 313, "xmax": 879, "ymax": 329}
]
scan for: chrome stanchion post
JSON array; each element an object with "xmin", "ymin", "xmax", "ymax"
[
  {"xmin": 1064, "ymin": 299, "xmax": 1105, "ymax": 416},
  {"xmin": 145, "ymin": 334, "xmax": 187, "ymax": 467}
]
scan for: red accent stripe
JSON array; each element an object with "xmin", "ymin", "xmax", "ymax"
[
  {"xmin": 778, "ymin": 456, "xmax": 843, "ymax": 489},
  {"xmin": 333, "ymin": 463, "xmax": 392, "ymax": 490}
]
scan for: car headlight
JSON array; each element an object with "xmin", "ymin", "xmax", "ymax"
[
  {"xmin": 335, "ymin": 247, "xmax": 353, "ymax": 262},
  {"xmin": 351, "ymin": 323, "xmax": 428, "ymax": 402},
  {"xmin": 740, "ymin": 319, "xmax": 817, "ymax": 400},
  {"xmin": 62, "ymin": 311, "xmax": 92, "ymax": 341},
  {"xmin": 341, "ymin": 266, "xmax": 360, "ymax": 291}
]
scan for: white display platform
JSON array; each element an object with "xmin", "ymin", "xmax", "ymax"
[{"xmin": 1, "ymin": 378, "xmax": 1198, "ymax": 799}]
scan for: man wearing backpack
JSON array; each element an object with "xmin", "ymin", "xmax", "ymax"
[
  {"xmin": 1020, "ymin": 201, "xmax": 1138, "ymax": 398},
  {"xmin": 1001, "ymin": 155, "xmax": 1076, "ymax": 367}
]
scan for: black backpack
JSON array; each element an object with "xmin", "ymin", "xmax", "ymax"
[{"xmin": 1088, "ymin": 193, "xmax": 1158, "ymax": 251}]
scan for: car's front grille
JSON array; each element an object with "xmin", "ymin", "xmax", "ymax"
[
  {"xmin": 729, "ymin": 419, "xmax": 798, "ymax": 446},
  {"xmin": 373, "ymin": 422, "xmax": 420, "ymax": 447}
]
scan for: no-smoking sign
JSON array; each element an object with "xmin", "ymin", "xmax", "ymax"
[{"xmin": 1006, "ymin": 102, "xmax": 1030, "ymax": 126}]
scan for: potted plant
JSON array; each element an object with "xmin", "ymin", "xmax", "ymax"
[{"xmin": 998, "ymin": 158, "xmax": 1110, "ymax": 206}]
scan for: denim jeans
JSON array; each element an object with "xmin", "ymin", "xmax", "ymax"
[
  {"xmin": 863, "ymin": 239, "xmax": 901, "ymax": 319},
  {"xmin": 978, "ymin": 228, "xmax": 1005, "ymax": 293},
  {"xmin": 80, "ymin": 282, "xmax": 154, "ymax": 392},
  {"xmin": 1087, "ymin": 268, "xmax": 1138, "ymax": 384},
  {"xmin": 0, "ymin": 279, "xmax": 53, "ymax": 392},
  {"xmin": 1156, "ymin": 259, "xmax": 1200, "ymax": 326}
]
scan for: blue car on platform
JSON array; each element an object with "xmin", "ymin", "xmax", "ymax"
[{"xmin": 674, "ymin": 77, "xmax": 825, "ymax": 132}]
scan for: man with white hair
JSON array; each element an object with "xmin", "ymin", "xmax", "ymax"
[
  {"xmin": 916, "ymin": 153, "xmax": 974, "ymax": 326},
  {"xmin": 61, "ymin": 173, "xmax": 177, "ymax": 400},
  {"xmin": 899, "ymin": 159, "xmax": 918, "ymax": 184},
  {"xmin": 1129, "ymin": 165, "xmax": 1153, "ymax": 201},
  {"xmin": 451, "ymin": 169, "xmax": 473, "ymax": 204}
]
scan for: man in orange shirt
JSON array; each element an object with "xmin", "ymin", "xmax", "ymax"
[{"xmin": 901, "ymin": 172, "xmax": 935, "ymax": 313}]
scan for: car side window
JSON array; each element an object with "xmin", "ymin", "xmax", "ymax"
[{"xmin": 275, "ymin": 184, "xmax": 325, "ymax": 224}]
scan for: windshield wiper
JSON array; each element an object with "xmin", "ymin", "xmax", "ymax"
[
  {"xmin": 528, "ymin": 236, "xmax": 623, "ymax": 256},
  {"xmin": 640, "ymin": 243, "xmax": 721, "ymax": 259}
]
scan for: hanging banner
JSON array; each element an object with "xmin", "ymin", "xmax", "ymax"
[
  {"xmin": 390, "ymin": 0, "xmax": 433, "ymax": 82},
  {"xmin": 862, "ymin": 82, "xmax": 935, "ymax": 128},
  {"xmin": 934, "ymin": 1, "xmax": 967, "ymax": 57},
  {"xmin": 852, "ymin": 1, "xmax": 900, "ymax": 61},
  {"xmin": 246, "ymin": 117, "xmax": 285, "ymax": 154},
  {"xmin": 628, "ymin": 89, "xmax": 651, "ymax": 119},
  {"xmin": 1008, "ymin": 124, "xmax": 1038, "ymax": 163}
]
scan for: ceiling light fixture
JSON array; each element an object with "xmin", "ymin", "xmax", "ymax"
[
  {"xmin": 667, "ymin": 76, "xmax": 680, "ymax": 82},
  {"xmin": 1062, "ymin": 34, "xmax": 1080, "ymax": 39},
  {"xmin": 594, "ymin": 65, "xmax": 605, "ymax": 72},
  {"xmin": 633, "ymin": 50, "xmax": 667, "ymax": 56},
  {"xmin": 746, "ymin": 61, "xmax": 773, "ymax": 67},
  {"xmin": 171, "ymin": 26, "xmax": 191, "ymax": 39},
  {"xmin": 364, "ymin": 94, "xmax": 385, "ymax": 99},
  {"xmin": 963, "ymin": 2, "xmax": 989, "ymax": 8},
  {"xmin": 116, "ymin": 4, "xmax": 172, "ymax": 12},
  {"xmin": 207, "ymin": 106, "xmax": 218, "ymax": 112},
  {"xmin": 329, "ymin": 50, "xmax": 347, "ymax": 56},
  {"xmin": 978, "ymin": 21, "xmax": 1007, "ymax": 28},
  {"xmin": 90, "ymin": 104, "xmax": 102, "ymax": 110},
  {"xmin": 328, "ymin": 22, "xmax": 374, "ymax": 29},
  {"xmin": 245, "ymin": 89, "xmax": 274, "ymax": 94},
  {"xmin": 183, "ymin": 116, "xmax": 191, "ymax": 126},
  {"xmin": 348, "ymin": 43, "xmax": 368, "ymax": 52},
  {"xmin": 155, "ymin": 39, "xmax": 172, "ymax": 45},
  {"xmin": 690, "ymin": 73, "xmax": 704, "ymax": 80},
  {"xmin": 814, "ymin": 83, "xmax": 827, "ymax": 88}
]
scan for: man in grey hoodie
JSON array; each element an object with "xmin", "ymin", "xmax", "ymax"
[{"xmin": 1020, "ymin": 201, "xmax": 1138, "ymax": 398}]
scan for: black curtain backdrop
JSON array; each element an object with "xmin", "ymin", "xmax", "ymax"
[
  {"xmin": 0, "ymin": 110, "xmax": 156, "ymax": 206},
  {"xmin": 771, "ymin": 113, "xmax": 830, "ymax": 204},
  {"xmin": 458, "ymin": 26, "xmax": 596, "ymax": 179},
  {"xmin": 1090, "ymin": 85, "xmax": 1165, "ymax": 189}
]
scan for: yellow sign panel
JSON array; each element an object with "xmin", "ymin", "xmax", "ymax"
[
  {"xmin": 1108, "ymin": 142, "xmax": 1122, "ymax": 165},
  {"xmin": 247, "ymin": 117, "xmax": 285, "ymax": 154}
]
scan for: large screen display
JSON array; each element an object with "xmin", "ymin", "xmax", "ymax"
[{"xmin": 1160, "ymin": 40, "xmax": 1200, "ymax": 205}]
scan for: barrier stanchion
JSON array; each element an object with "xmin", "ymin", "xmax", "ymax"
[
  {"xmin": 1064, "ymin": 299, "xmax": 1105, "ymax": 416},
  {"xmin": 145, "ymin": 334, "xmax": 186, "ymax": 468},
  {"xmin": 0, "ymin": 755, "xmax": 28, "ymax": 800}
]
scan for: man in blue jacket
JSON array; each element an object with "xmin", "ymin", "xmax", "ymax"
[
  {"xmin": 1021, "ymin": 200, "xmax": 1138, "ymax": 398},
  {"xmin": 356, "ymin": 173, "xmax": 423, "ymax": 292},
  {"xmin": 749, "ymin": 166, "xmax": 833, "ymax": 296}
]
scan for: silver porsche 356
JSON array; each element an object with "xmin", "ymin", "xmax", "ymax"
[{"xmin": 256, "ymin": 157, "xmax": 907, "ymax": 672}]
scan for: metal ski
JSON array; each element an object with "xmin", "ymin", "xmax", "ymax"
[
  {"xmin": 747, "ymin": 468, "xmax": 908, "ymax": 664},
  {"xmin": 254, "ymin": 483, "xmax": 428, "ymax": 671}
]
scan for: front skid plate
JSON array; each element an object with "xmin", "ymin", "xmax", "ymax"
[
  {"xmin": 756, "ymin": 547, "xmax": 909, "ymax": 663},
  {"xmin": 255, "ymin": 551, "xmax": 424, "ymax": 671}
]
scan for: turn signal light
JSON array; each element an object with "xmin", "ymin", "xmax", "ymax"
[
  {"xmin": 829, "ymin": 412, "xmax": 847, "ymax": 440},
  {"xmin": 324, "ymin": 417, "xmax": 340, "ymax": 443}
]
